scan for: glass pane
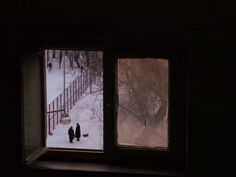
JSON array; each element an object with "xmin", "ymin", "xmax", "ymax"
[
  {"xmin": 45, "ymin": 50, "xmax": 103, "ymax": 150},
  {"xmin": 22, "ymin": 55, "xmax": 44, "ymax": 160},
  {"xmin": 117, "ymin": 58, "xmax": 168, "ymax": 149}
]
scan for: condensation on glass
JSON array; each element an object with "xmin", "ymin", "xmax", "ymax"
[
  {"xmin": 45, "ymin": 50, "xmax": 103, "ymax": 150},
  {"xmin": 117, "ymin": 58, "xmax": 168, "ymax": 149}
]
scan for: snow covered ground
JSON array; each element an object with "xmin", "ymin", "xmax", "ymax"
[
  {"xmin": 46, "ymin": 57, "xmax": 103, "ymax": 150},
  {"xmin": 46, "ymin": 57, "xmax": 81, "ymax": 103},
  {"xmin": 46, "ymin": 87, "xmax": 103, "ymax": 150}
]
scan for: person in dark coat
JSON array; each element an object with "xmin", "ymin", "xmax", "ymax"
[
  {"xmin": 68, "ymin": 126, "xmax": 74, "ymax": 143},
  {"xmin": 75, "ymin": 123, "xmax": 81, "ymax": 141}
]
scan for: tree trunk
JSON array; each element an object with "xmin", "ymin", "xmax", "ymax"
[
  {"xmin": 59, "ymin": 50, "xmax": 62, "ymax": 69},
  {"xmin": 149, "ymin": 98, "xmax": 167, "ymax": 126}
]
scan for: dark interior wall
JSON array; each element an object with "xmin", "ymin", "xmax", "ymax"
[
  {"xmin": 1, "ymin": 1, "xmax": 236, "ymax": 177},
  {"xmin": 187, "ymin": 31, "xmax": 235, "ymax": 177}
]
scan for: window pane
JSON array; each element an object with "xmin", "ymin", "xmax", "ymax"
[
  {"xmin": 45, "ymin": 50, "xmax": 103, "ymax": 150},
  {"xmin": 22, "ymin": 55, "xmax": 44, "ymax": 160},
  {"xmin": 117, "ymin": 58, "xmax": 168, "ymax": 149}
]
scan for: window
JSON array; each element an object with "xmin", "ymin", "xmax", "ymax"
[
  {"xmin": 21, "ymin": 47, "xmax": 187, "ymax": 172},
  {"xmin": 117, "ymin": 58, "xmax": 168, "ymax": 149},
  {"xmin": 103, "ymin": 49, "xmax": 187, "ymax": 169}
]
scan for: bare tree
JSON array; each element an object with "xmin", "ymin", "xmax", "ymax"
[
  {"xmin": 118, "ymin": 59, "xmax": 168, "ymax": 127},
  {"xmin": 87, "ymin": 52, "xmax": 103, "ymax": 120},
  {"xmin": 88, "ymin": 89, "xmax": 103, "ymax": 121}
]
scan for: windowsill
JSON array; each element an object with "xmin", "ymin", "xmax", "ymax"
[{"xmin": 29, "ymin": 159, "xmax": 186, "ymax": 177}]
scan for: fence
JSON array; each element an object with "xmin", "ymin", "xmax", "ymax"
[{"xmin": 47, "ymin": 69, "xmax": 89, "ymax": 135}]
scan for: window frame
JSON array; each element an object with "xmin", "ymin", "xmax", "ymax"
[
  {"xmin": 104, "ymin": 48, "xmax": 187, "ymax": 169},
  {"xmin": 21, "ymin": 46, "xmax": 188, "ymax": 173}
]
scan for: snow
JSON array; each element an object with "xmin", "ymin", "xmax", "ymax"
[
  {"xmin": 46, "ymin": 87, "xmax": 103, "ymax": 150},
  {"xmin": 46, "ymin": 57, "xmax": 80, "ymax": 103},
  {"xmin": 46, "ymin": 56, "xmax": 103, "ymax": 150}
]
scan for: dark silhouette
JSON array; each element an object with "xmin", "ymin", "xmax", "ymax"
[
  {"xmin": 75, "ymin": 58, "xmax": 80, "ymax": 69},
  {"xmin": 83, "ymin": 133, "xmax": 89, "ymax": 137},
  {"xmin": 75, "ymin": 123, "xmax": 81, "ymax": 141},
  {"xmin": 68, "ymin": 126, "xmax": 74, "ymax": 143},
  {"xmin": 80, "ymin": 64, "xmax": 84, "ymax": 73},
  {"xmin": 47, "ymin": 62, "xmax": 52, "ymax": 71}
]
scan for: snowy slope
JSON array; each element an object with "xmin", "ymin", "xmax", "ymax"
[{"xmin": 46, "ymin": 58, "xmax": 80, "ymax": 103}]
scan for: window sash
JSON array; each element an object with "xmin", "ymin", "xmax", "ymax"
[{"xmin": 21, "ymin": 53, "xmax": 47, "ymax": 164}]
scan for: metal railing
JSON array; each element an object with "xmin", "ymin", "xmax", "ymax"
[{"xmin": 47, "ymin": 69, "xmax": 89, "ymax": 135}]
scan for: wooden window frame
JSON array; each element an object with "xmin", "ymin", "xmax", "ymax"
[
  {"xmin": 103, "ymin": 48, "xmax": 187, "ymax": 169},
  {"xmin": 21, "ymin": 46, "xmax": 188, "ymax": 175}
]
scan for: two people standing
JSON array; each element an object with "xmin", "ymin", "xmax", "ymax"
[{"xmin": 68, "ymin": 123, "xmax": 81, "ymax": 143}]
